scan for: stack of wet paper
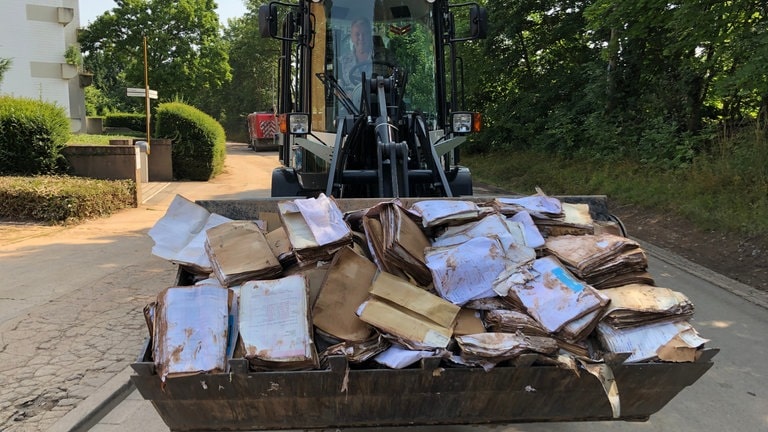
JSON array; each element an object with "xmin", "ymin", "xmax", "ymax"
[
  {"xmin": 483, "ymin": 309, "xmax": 549, "ymax": 337},
  {"xmin": 426, "ymin": 236, "xmax": 535, "ymax": 305},
  {"xmin": 312, "ymin": 247, "xmax": 389, "ymax": 363},
  {"xmin": 148, "ymin": 195, "xmax": 232, "ymax": 274},
  {"xmin": 595, "ymin": 283, "xmax": 706, "ymax": 363},
  {"xmin": 357, "ymin": 271, "xmax": 461, "ymax": 350},
  {"xmin": 238, "ymin": 275, "xmax": 318, "ymax": 370},
  {"xmin": 431, "ymin": 213, "xmax": 527, "ymax": 250},
  {"xmin": 146, "ymin": 192, "xmax": 711, "ymax": 373},
  {"xmin": 454, "ymin": 333, "xmax": 559, "ymax": 369},
  {"xmin": 545, "ymin": 233, "xmax": 654, "ymax": 289},
  {"xmin": 204, "ymin": 221, "xmax": 282, "ymax": 287},
  {"xmin": 409, "ymin": 199, "xmax": 483, "ymax": 228},
  {"xmin": 153, "ymin": 285, "xmax": 230, "ymax": 381},
  {"xmin": 494, "ymin": 256, "xmax": 610, "ymax": 355},
  {"xmin": 278, "ymin": 193, "xmax": 352, "ymax": 264},
  {"xmin": 362, "ymin": 202, "xmax": 432, "ymax": 286},
  {"xmin": 491, "ymin": 189, "xmax": 594, "ymax": 237}
]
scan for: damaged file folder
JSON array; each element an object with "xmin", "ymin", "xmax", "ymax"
[
  {"xmin": 357, "ymin": 271, "xmax": 460, "ymax": 350},
  {"xmin": 278, "ymin": 193, "xmax": 352, "ymax": 264},
  {"xmin": 239, "ymin": 275, "xmax": 318, "ymax": 370}
]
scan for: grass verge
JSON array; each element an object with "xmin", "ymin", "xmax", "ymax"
[
  {"xmin": 66, "ymin": 133, "xmax": 141, "ymax": 146},
  {"xmin": 462, "ymin": 149, "xmax": 768, "ymax": 238}
]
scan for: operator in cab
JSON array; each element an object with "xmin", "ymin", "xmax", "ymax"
[{"xmin": 339, "ymin": 17, "xmax": 374, "ymax": 92}]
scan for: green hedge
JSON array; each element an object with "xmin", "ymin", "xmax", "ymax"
[
  {"xmin": 0, "ymin": 96, "xmax": 70, "ymax": 175},
  {"xmin": 0, "ymin": 176, "xmax": 135, "ymax": 223},
  {"xmin": 155, "ymin": 102, "xmax": 226, "ymax": 181},
  {"xmin": 105, "ymin": 112, "xmax": 147, "ymax": 132}
]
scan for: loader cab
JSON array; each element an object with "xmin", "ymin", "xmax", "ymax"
[{"xmin": 260, "ymin": 0, "xmax": 487, "ymax": 198}]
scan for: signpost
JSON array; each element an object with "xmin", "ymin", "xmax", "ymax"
[
  {"xmin": 126, "ymin": 36, "xmax": 156, "ymax": 154},
  {"xmin": 126, "ymin": 88, "xmax": 158, "ymax": 99}
]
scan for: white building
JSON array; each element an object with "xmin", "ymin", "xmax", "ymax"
[{"xmin": 0, "ymin": 0, "xmax": 87, "ymax": 133}]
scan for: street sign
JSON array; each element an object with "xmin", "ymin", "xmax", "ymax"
[{"xmin": 126, "ymin": 87, "xmax": 158, "ymax": 99}]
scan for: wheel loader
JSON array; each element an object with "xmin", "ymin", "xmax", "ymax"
[
  {"xmin": 262, "ymin": 0, "xmax": 484, "ymax": 198},
  {"xmin": 130, "ymin": 1, "xmax": 716, "ymax": 430}
]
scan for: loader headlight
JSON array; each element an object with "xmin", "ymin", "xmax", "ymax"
[
  {"xmin": 280, "ymin": 113, "xmax": 310, "ymax": 135},
  {"xmin": 450, "ymin": 111, "xmax": 481, "ymax": 135}
]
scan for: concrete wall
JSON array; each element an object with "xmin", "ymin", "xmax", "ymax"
[
  {"xmin": 61, "ymin": 141, "xmax": 175, "ymax": 204},
  {"xmin": 61, "ymin": 145, "xmax": 143, "ymax": 205}
]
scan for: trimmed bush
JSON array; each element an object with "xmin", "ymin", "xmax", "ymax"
[
  {"xmin": 155, "ymin": 102, "xmax": 226, "ymax": 181},
  {"xmin": 0, "ymin": 176, "xmax": 135, "ymax": 223},
  {"xmin": 105, "ymin": 112, "xmax": 147, "ymax": 132},
  {"xmin": 0, "ymin": 96, "xmax": 71, "ymax": 175}
]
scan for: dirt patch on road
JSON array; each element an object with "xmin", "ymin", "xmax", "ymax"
[
  {"xmin": 0, "ymin": 221, "xmax": 65, "ymax": 245},
  {"xmin": 613, "ymin": 203, "xmax": 768, "ymax": 292}
]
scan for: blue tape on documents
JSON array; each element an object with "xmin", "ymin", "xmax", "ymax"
[{"xmin": 551, "ymin": 267, "xmax": 584, "ymax": 293}]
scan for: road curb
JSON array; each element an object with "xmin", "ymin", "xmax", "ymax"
[
  {"xmin": 637, "ymin": 238, "xmax": 768, "ymax": 310},
  {"xmin": 48, "ymin": 366, "xmax": 135, "ymax": 432}
]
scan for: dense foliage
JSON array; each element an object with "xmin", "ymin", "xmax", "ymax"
[
  {"xmin": 463, "ymin": 0, "xmax": 767, "ymax": 168},
  {"xmin": 208, "ymin": 0, "xmax": 279, "ymax": 141},
  {"xmin": 0, "ymin": 176, "xmax": 135, "ymax": 223},
  {"xmin": 105, "ymin": 112, "xmax": 147, "ymax": 132},
  {"xmin": 0, "ymin": 96, "xmax": 71, "ymax": 175},
  {"xmin": 155, "ymin": 102, "xmax": 226, "ymax": 180}
]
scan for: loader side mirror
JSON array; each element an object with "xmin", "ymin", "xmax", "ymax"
[
  {"xmin": 259, "ymin": 4, "xmax": 278, "ymax": 38},
  {"xmin": 470, "ymin": 6, "xmax": 488, "ymax": 39}
]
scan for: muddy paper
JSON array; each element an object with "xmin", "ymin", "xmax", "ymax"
[
  {"xmin": 239, "ymin": 275, "xmax": 317, "ymax": 369},
  {"xmin": 148, "ymin": 194, "xmax": 233, "ymax": 273},
  {"xmin": 153, "ymin": 285, "xmax": 229, "ymax": 381},
  {"xmin": 313, "ymin": 247, "xmax": 377, "ymax": 342},
  {"xmin": 358, "ymin": 272, "xmax": 460, "ymax": 349}
]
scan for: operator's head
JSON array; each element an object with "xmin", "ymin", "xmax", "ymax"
[{"xmin": 350, "ymin": 17, "xmax": 373, "ymax": 61}]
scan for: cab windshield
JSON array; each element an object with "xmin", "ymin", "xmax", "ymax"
[{"xmin": 310, "ymin": 0, "xmax": 437, "ymax": 132}]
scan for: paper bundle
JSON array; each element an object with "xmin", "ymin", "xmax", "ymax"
[
  {"xmin": 502, "ymin": 256, "xmax": 610, "ymax": 335},
  {"xmin": 600, "ymin": 284, "xmax": 694, "ymax": 328},
  {"xmin": 312, "ymin": 247, "xmax": 377, "ymax": 342},
  {"xmin": 545, "ymin": 233, "xmax": 654, "ymax": 289},
  {"xmin": 535, "ymin": 202, "xmax": 595, "ymax": 237},
  {"xmin": 483, "ymin": 309, "xmax": 549, "ymax": 337},
  {"xmin": 239, "ymin": 275, "xmax": 318, "ymax": 370},
  {"xmin": 596, "ymin": 320, "xmax": 709, "ymax": 363},
  {"xmin": 153, "ymin": 285, "xmax": 230, "ymax": 381},
  {"xmin": 432, "ymin": 213, "xmax": 527, "ymax": 251},
  {"xmin": 491, "ymin": 189, "xmax": 564, "ymax": 219},
  {"xmin": 409, "ymin": 199, "xmax": 482, "ymax": 228},
  {"xmin": 148, "ymin": 195, "xmax": 232, "ymax": 274},
  {"xmin": 205, "ymin": 221, "xmax": 282, "ymax": 286},
  {"xmin": 363, "ymin": 202, "xmax": 432, "ymax": 286},
  {"xmin": 320, "ymin": 333, "xmax": 390, "ymax": 365},
  {"xmin": 426, "ymin": 236, "xmax": 535, "ymax": 305},
  {"xmin": 454, "ymin": 333, "xmax": 559, "ymax": 369},
  {"xmin": 278, "ymin": 193, "xmax": 352, "ymax": 264},
  {"xmin": 357, "ymin": 271, "xmax": 460, "ymax": 350}
]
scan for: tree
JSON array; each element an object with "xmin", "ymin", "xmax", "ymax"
[
  {"xmin": 211, "ymin": 0, "xmax": 279, "ymax": 140},
  {"xmin": 463, "ymin": 0, "xmax": 767, "ymax": 165},
  {"xmin": 79, "ymin": 0, "xmax": 231, "ymax": 112},
  {"xmin": 0, "ymin": 58, "xmax": 10, "ymax": 85}
]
